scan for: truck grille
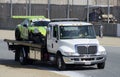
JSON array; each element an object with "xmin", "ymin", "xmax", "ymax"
[{"xmin": 76, "ymin": 45, "xmax": 97, "ymax": 54}]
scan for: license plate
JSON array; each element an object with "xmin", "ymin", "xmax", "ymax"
[{"xmin": 85, "ymin": 61, "xmax": 91, "ymax": 65}]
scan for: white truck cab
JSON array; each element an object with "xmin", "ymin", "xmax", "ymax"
[{"xmin": 47, "ymin": 21, "xmax": 106, "ymax": 70}]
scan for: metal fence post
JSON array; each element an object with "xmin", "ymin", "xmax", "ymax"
[
  {"xmin": 87, "ymin": 0, "xmax": 89, "ymax": 22},
  {"xmin": 28, "ymin": 0, "xmax": 31, "ymax": 16},
  {"xmin": 48, "ymin": 0, "xmax": 50, "ymax": 18},
  {"xmin": 107, "ymin": 0, "xmax": 110, "ymax": 23},
  {"xmin": 26, "ymin": 0, "xmax": 28, "ymax": 16},
  {"xmin": 67, "ymin": 0, "xmax": 70, "ymax": 18},
  {"xmin": 10, "ymin": 0, "xmax": 13, "ymax": 17}
]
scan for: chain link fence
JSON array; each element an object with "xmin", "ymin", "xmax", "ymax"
[
  {"xmin": 0, "ymin": 0, "xmax": 120, "ymax": 29},
  {"xmin": 0, "ymin": 0, "xmax": 118, "ymax": 17}
]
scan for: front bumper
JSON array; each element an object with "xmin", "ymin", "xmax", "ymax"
[
  {"xmin": 31, "ymin": 33, "xmax": 45, "ymax": 44},
  {"xmin": 63, "ymin": 55, "xmax": 106, "ymax": 65}
]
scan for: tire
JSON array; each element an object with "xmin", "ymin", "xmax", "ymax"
[
  {"xmin": 56, "ymin": 53, "xmax": 66, "ymax": 70},
  {"xmin": 15, "ymin": 28, "xmax": 22, "ymax": 41},
  {"xmin": 97, "ymin": 62, "xmax": 105, "ymax": 69},
  {"xmin": 28, "ymin": 32, "xmax": 33, "ymax": 41},
  {"xmin": 31, "ymin": 33, "xmax": 45, "ymax": 44},
  {"xmin": 19, "ymin": 47, "xmax": 27, "ymax": 65},
  {"xmin": 15, "ymin": 51, "xmax": 20, "ymax": 61}
]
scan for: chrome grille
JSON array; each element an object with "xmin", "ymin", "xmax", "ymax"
[{"xmin": 77, "ymin": 45, "xmax": 97, "ymax": 54}]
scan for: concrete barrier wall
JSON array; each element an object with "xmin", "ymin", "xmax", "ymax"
[
  {"xmin": 117, "ymin": 24, "xmax": 120, "ymax": 37},
  {"xmin": 103, "ymin": 23, "xmax": 117, "ymax": 36},
  {"xmin": 94, "ymin": 23, "xmax": 118, "ymax": 36}
]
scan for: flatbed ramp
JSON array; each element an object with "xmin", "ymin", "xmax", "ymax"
[{"xmin": 4, "ymin": 39, "xmax": 42, "ymax": 48}]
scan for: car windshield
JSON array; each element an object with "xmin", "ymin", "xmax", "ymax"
[
  {"xmin": 60, "ymin": 25, "xmax": 96, "ymax": 39},
  {"xmin": 32, "ymin": 21, "xmax": 50, "ymax": 26}
]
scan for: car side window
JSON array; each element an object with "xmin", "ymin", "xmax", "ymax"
[{"xmin": 21, "ymin": 19, "xmax": 29, "ymax": 27}]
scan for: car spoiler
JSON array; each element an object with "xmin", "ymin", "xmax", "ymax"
[{"xmin": 12, "ymin": 16, "xmax": 46, "ymax": 19}]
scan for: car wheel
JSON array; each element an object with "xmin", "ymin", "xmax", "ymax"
[
  {"xmin": 15, "ymin": 28, "xmax": 22, "ymax": 40},
  {"xmin": 32, "ymin": 33, "xmax": 45, "ymax": 44},
  {"xmin": 28, "ymin": 32, "xmax": 33, "ymax": 41}
]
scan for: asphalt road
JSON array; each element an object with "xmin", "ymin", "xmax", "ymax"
[
  {"xmin": 0, "ymin": 40, "xmax": 120, "ymax": 77},
  {"xmin": 0, "ymin": 40, "xmax": 14, "ymax": 59}
]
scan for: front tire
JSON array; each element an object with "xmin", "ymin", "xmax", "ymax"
[
  {"xmin": 97, "ymin": 62, "xmax": 105, "ymax": 69},
  {"xmin": 56, "ymin": 53, "xmax": 66, "ymax": 70},
  {"xmin": 15, "ymin": 51, "xmax": 20, "ymax": 61}
]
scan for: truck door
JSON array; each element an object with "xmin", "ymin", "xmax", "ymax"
[{"xmin": 47, "ymin": 25, "xmax": 59, "ymax": 54}]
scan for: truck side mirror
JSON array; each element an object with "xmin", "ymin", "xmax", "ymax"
[
  {"xmin": 47, "ymin": 27, "xmax": 50, "ymax": 35},
  {"xmin": 99, "ymin": 25, "xmax": 103, "ymax": 38}
]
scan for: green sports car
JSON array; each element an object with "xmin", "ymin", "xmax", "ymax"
[{"xmin": 14, "ymin": 16, "xmax": 50, "ymax": 44}]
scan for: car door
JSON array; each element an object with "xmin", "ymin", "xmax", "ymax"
[{"xmin": 21, "ymin": 19, "xmax": 29, "ymax": 39}]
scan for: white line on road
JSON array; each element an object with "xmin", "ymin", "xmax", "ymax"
[
  {"xmin": 30, "ymin": 65, "xmax": 89, "ymax": 77},
  {"xmin": 50, "ymin": 71, "xmax": 89, "ymax": 77}
]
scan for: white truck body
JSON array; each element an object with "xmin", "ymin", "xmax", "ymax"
[{"xmin": 47, "ymin": 21, "xmax": 106, "ymax": 68}]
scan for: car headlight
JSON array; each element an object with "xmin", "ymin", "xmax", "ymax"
[
  {"xmin": 34, "ymin": 28, "xmax": 39, "ymax": 33},
  {"xmin": 97, "ymin": 51, "xmax": 107, "ymax": 55}
]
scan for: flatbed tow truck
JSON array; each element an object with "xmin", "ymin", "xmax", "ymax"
[{"xmin": 4, "ymin": 20, "xmax": 107, "ymax": 70}]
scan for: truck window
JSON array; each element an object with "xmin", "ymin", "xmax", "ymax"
[
  {"xmin": 47, "ymin": 26, "xmax": 52, "ymax": 39},
  {"xmin": 60, "ymin": 25, "xmax": 96, "ymax": 39},
  {"xmin": 53, "ymin": 26, "xmax": 58, "ymax": 38}
]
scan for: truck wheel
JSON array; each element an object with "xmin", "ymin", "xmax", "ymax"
[
  {"xmin": 56, "ymin": 53, "xmax": 66, "ymax": 70},
  {"xmin": 19, "ymin": 47, "xmax": 27, "ymax": 65},
  {"xmin": 15, "ymin": 51, "xmax": 20, "ymax": 61},
  {"xmin": 97, "ymin": 62, "xmax": 105, "ymax": 69},
  {"xmin": 15, "ymin": 28, "xmax": 21, "ymax": 41}
]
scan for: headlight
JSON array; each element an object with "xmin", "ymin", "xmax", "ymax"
[
  {"xmin": 34, "ymin": 28, "xmax": 39, "ymax": 33},
  {"xmin": 63, "ymin": 51, "xmax": 75, "ymax": 56},
  {"xmin": 97, "ymin": 51, "xmax": 107, "ymax": 55}
]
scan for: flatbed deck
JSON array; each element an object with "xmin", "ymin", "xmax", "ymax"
[{"xmin": 4, "ymin": 39, "xmax": 43, "ymax": 48}]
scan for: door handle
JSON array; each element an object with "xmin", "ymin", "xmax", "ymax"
[
  {"xmin": 55, "ymin": 40, "xmax": 58, "ymax": 43},
  {"xmin": 52, "ymin": 43, "xmax": 53, "ymax": 48}
]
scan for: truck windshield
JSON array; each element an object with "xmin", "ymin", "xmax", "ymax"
[{"xmin": 60, "ymin": 25, "xmax": 96, "ymax": 39}]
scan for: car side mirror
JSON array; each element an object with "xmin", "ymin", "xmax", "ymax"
[
  {"xmin": 99, "ymin": 25, "xmax": 103, "ymax": 38},
  {"xmin": 23, "ymin": 24, "xmax": 28, "ymax": 27}
]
